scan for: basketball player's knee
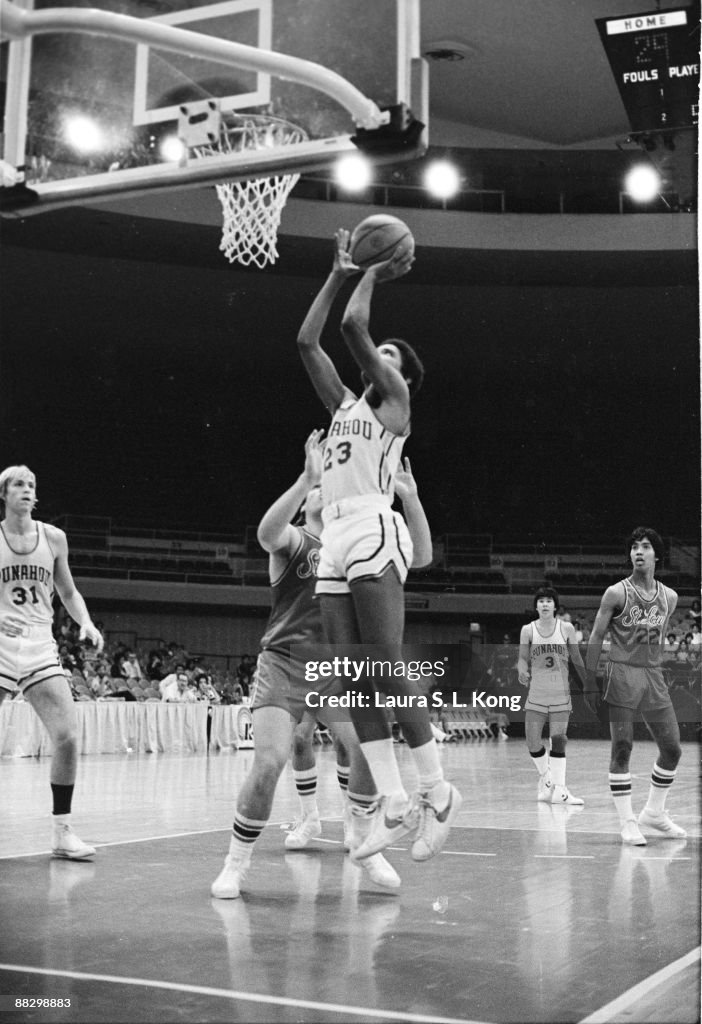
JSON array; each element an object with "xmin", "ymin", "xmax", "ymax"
[
  {"xmin": 658, "ymin": 738, "xmax": 682, "ymax": 768},
  {"xmin": 611, "ymin": 737, "xmax": 632, "ymax": 770},
  {"xmin": 52, "ymin": 721, "xmax": 77, "ymax": 752},
  {"xmin": 291, "ymin": 733, "xmax": 310, "ymax": 759},
  {"xmin": 254, "ymin": 748, "xmax": 287, "ymax": 784}
]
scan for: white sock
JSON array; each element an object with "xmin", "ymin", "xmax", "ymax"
[
  {"xmin": 359, "ymin": 738, "xmax": 407, "ymax": 806},
  {"xmin": 292, "ymin": 767, "xmax": 319, "ymax": 816},
  {"xmin": 411, "ymin": 739, "xmax": 444, "ymax": 791},
  {"xmin": 52, "ymin": 813, "xmax": 70, "ymax": 829},
  {"xmin": 644, "ymin": 763, "xmax": 676, "ymax": 814},
  {"xmin": 609, "ymin": 772, "xmax": 634, "ymax": 824},
  {"xmin": 529, "ymin": 747, "xmax": 549, "ymax": 777},
  {"xmin": 550, "ymin": 752, "xmax": 566, "ymax": 786}
]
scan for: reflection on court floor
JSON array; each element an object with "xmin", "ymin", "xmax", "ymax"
[{"xmin": 0, "ymin": 740, "xmax": 699, "ymax": 1023}]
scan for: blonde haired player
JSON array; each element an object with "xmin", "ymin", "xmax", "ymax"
[
  {"xmin": 518, "ymin": 585, "xmax": 585, "ymax": 806},
  {"xmin": 0, "ymin": 465, "xmax": 103, "ymax": 859}
]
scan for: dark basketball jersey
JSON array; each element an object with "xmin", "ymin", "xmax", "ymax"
[
  {"xmin": 259, "ymin": 527, "xmax": 321, "ymax": 656},
  {"xmin": 608, "ymin": 577, "xmax": 671, "ymax": 667}
]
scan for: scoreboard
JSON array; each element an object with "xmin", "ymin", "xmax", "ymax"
[{"xmin": 596, "ymin": 3, "xmax": 700, "ymax": 133}]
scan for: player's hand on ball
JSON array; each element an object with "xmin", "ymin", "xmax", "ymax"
[
  {"xmin": 333, "ymin": 230, "xmax": 361, "ymax": 277},
  {"xmin": 370, "ymin": 246, "xmax": 415, "ymax": 282}
]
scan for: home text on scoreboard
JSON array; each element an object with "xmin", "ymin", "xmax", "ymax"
[{"xmin": 595, "ymin": 3, "xmax": 700, "ymax": 133}]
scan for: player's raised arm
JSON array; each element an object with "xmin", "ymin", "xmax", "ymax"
[
  {"xmin": 340, "ymin": 248, "xmax": 414, "ymax": 404},
  {"xmin": 256, "ymin": 430, "xmax": 324, "ymax": 554},
  {"xmin": 394, "ymin": 457, "xmax": 432, "ymax": 568},
  {"xmin": 297, "ymin": 231, "xmax": 359, "ymax": 414}
]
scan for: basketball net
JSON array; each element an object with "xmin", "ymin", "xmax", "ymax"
[{"xmin": 194, "ymin": 113, "xmax": 307, "ymax": 269}]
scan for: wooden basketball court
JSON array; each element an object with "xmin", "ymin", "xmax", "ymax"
[{"xmin": 0, "ymin": 738, "xmax": 699, "ymax": 1023}]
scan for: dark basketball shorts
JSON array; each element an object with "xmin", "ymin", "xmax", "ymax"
[
  {"xmin": 250, "ymin": 649, "xmax": 352, "ymax": 724},
  {"xmin": 603, "ymin": 661, "xmax": 673, "ymax": 712}
]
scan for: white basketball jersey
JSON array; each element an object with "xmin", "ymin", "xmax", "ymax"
[
  {"xmin": 529, "ymin": 620, "xmax": 569, "ymax": 687},
  {"xmin": 0, "ymin": 521, "xmax": 56, "ymax": 626},
  {"xmin": 322, "ymin": 394, "xmax": 408, "ymax": 505}
]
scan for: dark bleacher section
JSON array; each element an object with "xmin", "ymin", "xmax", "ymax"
[
  {"xmin": 58, "ymin": 515, "xmax": 245, "ymax": 585},
  {"xmin": 60, "ymin": 516, "xmax": 700, "ymax": 599}
]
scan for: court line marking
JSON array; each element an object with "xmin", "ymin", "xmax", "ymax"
[
  {"xmin": 433, "ymin": 850, "xmax": 497, "ymax": 857},
  {"xmin": 1, "ymin": 815, "xmax": 698, "ymax": 860},
  {"xmin": 0, "ymin": 826, "xmax": 234, "ymax": 861},
  {"xmin": 533, "ymin": 854, "xmax": 595, "ymax": 859},
  {"xmin": 0, "ymin": 964, "xmax": 487, "ymax": 1024},
  {"xmin": 577, "ymin": 946, "xmax": 700, "ymax": 1024}
]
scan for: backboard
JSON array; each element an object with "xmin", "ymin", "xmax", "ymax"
[{"xmin": 0, "ymin": 0, "xmax": 426, "ymax": 215}]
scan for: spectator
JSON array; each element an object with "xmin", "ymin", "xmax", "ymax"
[
  {"xmin": 236, "ymin": 654, "xmax": 255, "ymax": 697},
  {"xmin": 162, "ymin": 671, "xmax": 192, "ymax": 702},
  {"xmin": 88, "ymin": 676, "xmax": 109, "ymax": 700},
  {"xmin": 146, "ymin": 645, "xmax": 166, "ymax": 681},
  {"xmin": 159, "ymin": 664, "xmax": 186, "ymax": 699},
  {"xmin": 685, "ymin": 599, "xmax": 701, "ymax": 630},
  {"xmin": 489, "ymin": 634, "xmax": 517, "ymax": 686},
  {"xmin": 122, "ymin": 650, "xmax": 144, "ymax": 686},
  {"xmin": 676, "ymin": 639, "xmax": 692, "ymax": 664},
  {"xmin": 197, "ymin": 673, "xmax": 221, "ymax": 703}
]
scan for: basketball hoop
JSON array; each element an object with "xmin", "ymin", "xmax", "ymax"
[{"xmin": 193, "ymin": 112, "xmax": 308, "ymax": 269}]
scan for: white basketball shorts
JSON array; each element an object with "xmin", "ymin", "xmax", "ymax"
[
  {"xmin": 316, "ymin": 496, "xmax": 413, "ymax": 596},
  {"xmin": 0, "ymin": 627, "xmax": 63, "ymax": 694}
]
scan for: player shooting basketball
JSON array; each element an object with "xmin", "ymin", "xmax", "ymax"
[{"xmin": 296, "ymin": 229, "xmax": 462, "ymax": 864}]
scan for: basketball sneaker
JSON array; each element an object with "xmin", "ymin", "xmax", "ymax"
[
  {"xmin": 411, "ymin": 782, "xmax": 463, "ymax": 863},
  {"xmin": 359, "ymin": 853, "xmax": 401, "ymax": 890},
  {"xmin": 350, "ymin": 796, "xmax": 419, "ymax": 861},
  {"xmin": 537, "ymin": 774, "xmax": 553, "ymax": 803},
  {"xmin": 346, "ymin": 803, "xmax": 401, "ymax": 888},
  {"xmin": 620, "ymin": 819, "xmax": 647, "ymax": 846},
  {"xmin": 211, "ymin": 850, "xmax": 250, "ymax": 899},
  {"xmin": 550, "ymin": 785, "xmax": 585, "ymax": 806},
  {"xmin": 51, "ymin": 822, "xmax": 96, "ymax": 860},
  {"xmin": 638, "ymin": 808, "xmax": 687, "ymax": 839},
  {"xmin": 284, "ymin": 811, "xmax": 322, "ymax": 850}
]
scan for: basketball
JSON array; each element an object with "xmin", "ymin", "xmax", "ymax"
[{"xmin": 349, "ymin": 214, "xmax": 415, "ymax": 270}]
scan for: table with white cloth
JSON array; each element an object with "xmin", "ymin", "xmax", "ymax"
[{"xmin": 0, "ymin": 701, "xmax": 230, "ymax": 756}]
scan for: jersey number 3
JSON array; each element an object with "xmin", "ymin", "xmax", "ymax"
[{"xmin": 324, "ymin": 441, "xmax": 352, "ymax": 470}]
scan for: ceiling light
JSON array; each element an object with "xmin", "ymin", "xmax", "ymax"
[
  {"xmin": 159, "ymin": 135, "xmax": 186, "ymax": 162},
  {"xmin": 624, "ymin": 164, "xmax": 661, "ymax": 202},
  {"xmin": 63, "ymin": 115, "xmax": 103, "ymax": 154},
  {"xmin": 334, "ymin": 153, "xmax": 372, "ymax": 192},
  {"xmin": 424, "ymin": 160, "xmax": 461, "ymax": 200}
]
